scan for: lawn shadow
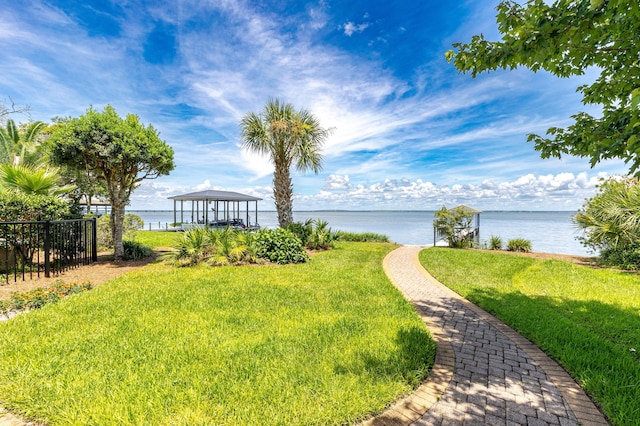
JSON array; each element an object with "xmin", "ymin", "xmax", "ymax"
[{"xmin": 334, "ymin": 326, "xmax": 436, "ymax": 387}]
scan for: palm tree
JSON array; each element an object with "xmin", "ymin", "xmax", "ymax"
[
  {"xmin": 574, "ymin": 177, "xmax": 640, "ymax": 251},
  {"xmin": 0, "ymin": 119, "xmax": 46, "ymax": 166},
  {"xmin": 0, "ymin": 163, "xmax": 74, "ymax": 196},
  {"xmin": 239, "ymin": 99, "xmax": 331, "ymax": 227}
]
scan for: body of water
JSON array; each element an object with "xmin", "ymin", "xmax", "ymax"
[{"xmin": 128, "ymin": 210, "xmax": 590, "ymax": 256}]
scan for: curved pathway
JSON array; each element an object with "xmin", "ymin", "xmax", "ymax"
[{"xmin": 378, "ymin": 245, "xmax": 608, "ymax": 426}]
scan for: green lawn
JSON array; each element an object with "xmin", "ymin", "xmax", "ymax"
[
  {"xmin": 419, "ymin": 247, "xmax": 640, "ymax": 426},
  {"xmin": 0, "ymin": 242, "xmax": 435, "ymax": 425},
  {"xmin": 134, "ymin": 230, "xmax": 182, "ymax": 248}
]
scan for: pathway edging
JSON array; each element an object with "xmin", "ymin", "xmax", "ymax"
[{"xmin": 359, "ymin": 251, "xmax": 456, "ymax": 425}]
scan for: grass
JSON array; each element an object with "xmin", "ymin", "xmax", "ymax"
[
  {"xmin": 0, "ymin": 242, "xmax": 435, "ymax": 425},
  {"xmin": 133, "ymin": 230, "xmax": 181, "ymax": 249},
  {"xmin": 419, "ymin": 247, "xmax": 640, "ymax": 426}
]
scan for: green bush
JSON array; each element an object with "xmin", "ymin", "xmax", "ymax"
[
  {"xmin": 97, "ymin": 213, "xmax": 144, "ymax": 249},
  {"xmin": 0, "ymin": 191, "xmax": 72, "ymax": 222},
  {"xmin": 599, "ymin": 242, "xmax": 640, "ymax": 270},
  {"xmin": 574, "ymin": 177, "xmax": 640, "ymax": 254},
  {"xmin": 307, "ymin": 219, "xmax": 335, "ymax": 250},
  {"xmin": 506, "ymin": 238, "xmax": 532, "ymax": 253},
  {"xmin": 286, "ymin": 219, "xmax": 314, "ymax": 247},
  {"xmin": 489, "ymin": 235, "xmax": 503, "ymax": 250},
  {"xmin": 254, "ymin": 228, "xmax": 309, "ymax": 264},
  {"xmin": 287, "ymin": 219, "xmax": 336, "ymax": 250},
  {"xmin": 122, "ymin": 240, "xmax": 153, "ymax": 260},
  {"xmin": 335, "ymin": 231, "xmax": 390, "ymax": 243},
  {"xmin": 163, "ymin": 227, "xmax": 257, "ymax": 266}
]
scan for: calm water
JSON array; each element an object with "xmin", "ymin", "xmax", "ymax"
[{"xmin": 128, "ymin": 210, "xmax": 590, "ymax": 256}]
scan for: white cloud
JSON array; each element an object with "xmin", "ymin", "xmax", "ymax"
[
  {"xmin": 130, "ymin": 171, "xmax": 607, "ymax": 211},
  {"xmin": 343, "ymin": 21, "xmax": 370, "ymax": 36},
  {"xmin": 322, "ymin": 174, "xmax": 351, "ymax": 191}
]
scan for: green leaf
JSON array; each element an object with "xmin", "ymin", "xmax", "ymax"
[
  {"xmin": 444, "ymin": 50, "xmax": 455, "ymax": 63},
  {"xmin": 632, "ymin": 88, "xmax": 640, "ymax": 110}
]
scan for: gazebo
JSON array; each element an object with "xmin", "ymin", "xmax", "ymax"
[
  {"xmin": 433, "ymin": 205, "xmax": 482, "ymax": 246},
  {"xmin": 78, "ymin": 196, "xmax": 111, "ymax": 216},
  {"xmin": 168, "ymin": 190, "xmax": 262, "ymax": 229}
]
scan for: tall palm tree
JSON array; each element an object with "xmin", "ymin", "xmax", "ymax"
[
  {"xmin": 0, "ymin": 119, "xmax": 46, "ymax": 166},
  {"xmin": 240, "ymin": 99, "xmax": 331, "ymax": 227}
]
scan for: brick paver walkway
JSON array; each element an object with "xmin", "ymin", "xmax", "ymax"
[{"xmin": 380, "ymin": 246, "xmax": 608, "ymax": 426}]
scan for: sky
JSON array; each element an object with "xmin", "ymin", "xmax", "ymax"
[{"xmin": 0, "ymin": 0, "xmax": 628, "ymax": 211}]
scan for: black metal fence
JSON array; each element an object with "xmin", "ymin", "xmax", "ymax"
[{"xmin": 0, "ymin": 218, "xmax": 97, "ymax": 283}]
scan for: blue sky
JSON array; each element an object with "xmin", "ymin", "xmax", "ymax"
[{"xmin": 0, "ymin": 0, "xmax": 627, "ymax": 211}]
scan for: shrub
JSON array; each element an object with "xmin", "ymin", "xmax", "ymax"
[
  {"xmin": 599, "ymin": 242, "xmax": 640, "ymax": 270},
  {"xmin": 163, "ymin": 227, "xmax": 258, "ymax": 266},
  {"xmin": 97, "ymin": 213, "xmax": 144, "ymax": 249},
  {"xmin": 0, "ymin": 191, "xmax": 72, "ymax": 222},
  {"xmin": 489, "ymin": 235, "xmax": 503, "ymax": 250},
  {"xmin": 207, "ymin": 227, "xmax": 257, "ymax": 265},
  {"xmin": 122, "ymin": 240, "xmax": 153, "ymax": 260},
  {"xmin": 574, "ymin": 177, "xmax": 640, "ymax": 256},
  {"xmin": 335, "ymin": 231, "xmax": 390, "ymax": 242},
  {"xmin": 287, "ymin": 219, "xmax": 336, "ymax": 250},
  {"xmin": 306, "ymin": 219, "xmax": 335, "ymax": 250},
  {"xmin": 254, "ymin": 228, "xmax": 308, "ymax": 264},
  {"xmin": 164, "ymin": 227, "xmax": 209, "ymax": 265},
  {"xmin": 286, "ymin": 219, "xmax": 314, "ymax": 247},
  {"xmin": 507, "ymin": 238, "xmax": 532, "ymax": 253}
]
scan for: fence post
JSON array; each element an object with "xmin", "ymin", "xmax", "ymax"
[
  {"xmin": 44, "ymin": 220, "xmax": 51, "ymax": 277},
  {"xmin": 91, "ymin": 217, "xmax": 98, "ymax": 262}
]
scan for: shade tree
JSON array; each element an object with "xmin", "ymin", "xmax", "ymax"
[
  {"xmin": 49, "ymin": 105, "xmax": 175, "ymax": 259},
  {"xmin": 446, "ymin": 0, "xmax": 640, "ymax": 175}
]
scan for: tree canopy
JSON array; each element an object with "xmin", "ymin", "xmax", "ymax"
[
  {"xmin": 446, "ymin": 0, "xmax": 640, "ymax": 175},
  {"xmin": 239, "ymin": 99, "xmax": 331, "ymax": 227},
  {"xmin": 49, "ymin": 105, "xmax": 175, "ymax": 259}
]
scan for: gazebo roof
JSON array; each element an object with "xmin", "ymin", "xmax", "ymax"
[
  {"xmin": 168, "ymin": 190, "xmax": 262, "ymax": 202},
  {"xmin": 78, "ymin": 196, "xmax": 110, "ymax": 206}
]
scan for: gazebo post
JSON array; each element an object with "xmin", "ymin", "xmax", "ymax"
[{"xmin": 173, "ymin": 200, "xmax": 176, "ymax": 225}]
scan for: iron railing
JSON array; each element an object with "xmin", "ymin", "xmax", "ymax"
[{"xmin": 0, "ymin": 218, "xmax": 97, "ymax": 283}]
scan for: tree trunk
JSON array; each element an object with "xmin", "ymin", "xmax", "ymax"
[
  {"xmin": 273, "ymin": 162, "xmax": 293, "ymax": 227},
  {"xmin": 111, "ymin": 200, "xmax": 125, "ymax": 260}
]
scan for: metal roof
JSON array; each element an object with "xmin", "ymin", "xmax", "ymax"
[{"xmin": 168, "ymin": 190, "xmax": 262, "ymax": 202}]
